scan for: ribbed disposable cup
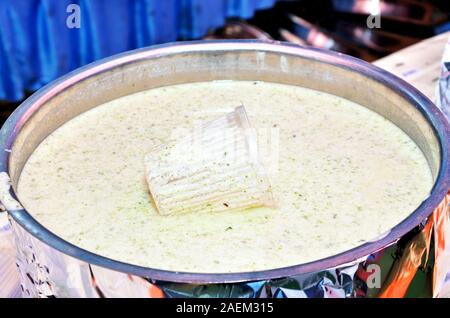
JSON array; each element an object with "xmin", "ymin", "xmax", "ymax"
[{"xmin": 144, "ymin": 106, "xmax": 274, "ymax": 216}]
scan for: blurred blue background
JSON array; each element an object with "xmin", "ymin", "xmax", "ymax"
[{"xmin": 0, "ymin": 0, "xmax": 276, "ymax": 102}]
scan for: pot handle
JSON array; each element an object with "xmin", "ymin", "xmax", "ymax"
[
  {"xmin": 0, "ymin": 172, "xmax": 23, "ymax": 212},
  {"xmin": 0, "ymin": 172, "xmax": 21, "ymax": 297}
]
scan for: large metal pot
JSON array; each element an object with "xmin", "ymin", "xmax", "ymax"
[{"xmin": 1, "ymin": 41, "xmax": 449, "ymax": 298}]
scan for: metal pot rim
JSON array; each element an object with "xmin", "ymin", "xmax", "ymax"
[{"xmin": 1, "ymin": 40, "xmax": 449, "ymax": 284}]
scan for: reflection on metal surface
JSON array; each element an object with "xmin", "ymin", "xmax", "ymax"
[
  {"xmin": 289, "ymin": 15, "xmax": 337, "ymax": 50},
  {"xmin": 331, "ymin": 21, "xmax": 417, "ymax": 54},
  {"xmin": 204, "ymin": 22, "xmax": 272, "ymax": 40},
  {"xmin": 288, "ymin": 15, "xmax": 378, "ymax": 61},
  {"xmin": 279, "ymin": 28, "xmax": 308, "ymax": 46},
  {"xmin": 378, "ymin": 211, "xmax": 433, "ymax": 297},
  {"xmin": 332, "ymin": 0, "xmax": 447, "ymax": 26},
  {"xmin": 432, "ymin": 193, "xmax": 450, "ymax": 297}
]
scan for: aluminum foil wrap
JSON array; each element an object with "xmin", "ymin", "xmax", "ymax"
[
  {"xmin": 6, "ymin": 193, "xmax": 449, "ymax": 298},
  {"xmin": 434, "ymin": 34, "xmax": 450, "ymax": 298},
  {"xmin": 0, "ymin": 212, "xmax": 20, "ymax": 297}
]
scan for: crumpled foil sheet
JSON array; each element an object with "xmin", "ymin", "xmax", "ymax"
[
  {"xmin": 0, "ymin": 212, "xmax": 20, "ymax": 297},
  {"xmin": 434, "ymin": 34, "xmax": 450, "ymax": 298},
  {"xmin": 7, "ymin": 193, "xmax": 449, "ymax": 298}
]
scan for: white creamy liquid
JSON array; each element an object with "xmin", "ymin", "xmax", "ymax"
[{"xmin": 17, "ymin": 81, "xmax": 433, "ymax": 273}]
